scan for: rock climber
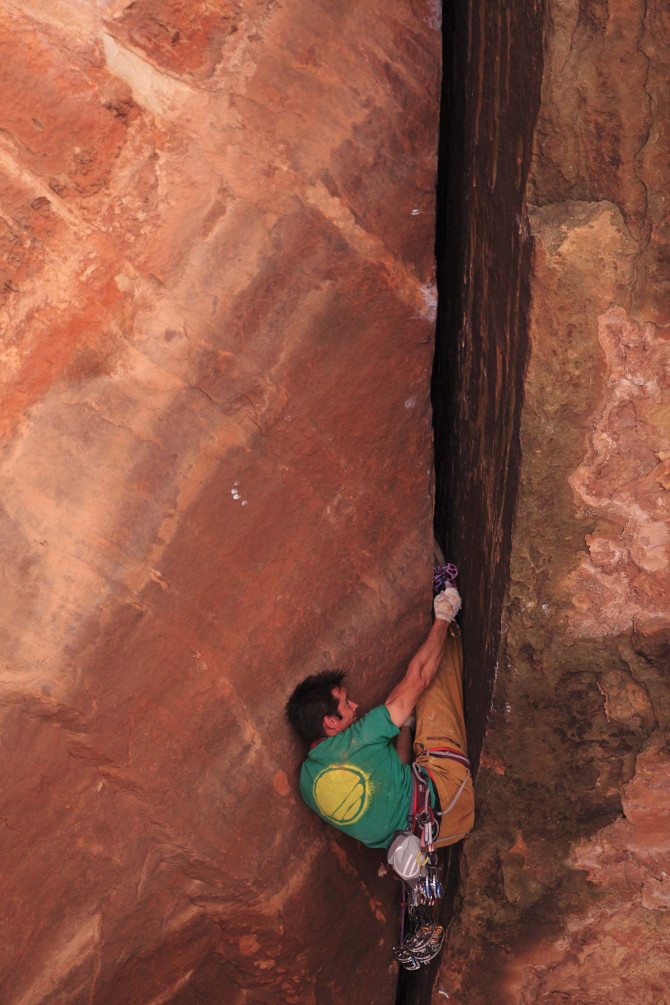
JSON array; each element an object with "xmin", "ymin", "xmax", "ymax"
[{"xmin": 285, "ymin": 584, "xmax": 474, "ymax": 851}]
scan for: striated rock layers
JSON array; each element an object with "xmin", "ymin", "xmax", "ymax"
[
  {"xmin": 0, "ymin": 3, "xmax": 441, "ymax": 1003},
  {"xmin": 435, "ymin": 1, "xmax": 670, "ymax": 1003}
]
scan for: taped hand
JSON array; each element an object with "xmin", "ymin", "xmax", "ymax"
[{"xmin": 433, "ymin": 584, "xmax": 461, "ymax": 623}]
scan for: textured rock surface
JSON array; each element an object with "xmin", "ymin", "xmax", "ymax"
[
  {"xmin": 433, "ymin": 0, "xmax": 545, "ymax": 771},
  {"xmin": 0, "ymin": 3, "xmax": 441, "ymax": 1003},
  {"xmin": 433, "ymin": 1, "xmax": 670, "ymax": 1003}
]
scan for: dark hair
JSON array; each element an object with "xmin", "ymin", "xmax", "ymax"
[{"xmin": 285, "ymin": 670, "xmax": 346, "ymax": 744}]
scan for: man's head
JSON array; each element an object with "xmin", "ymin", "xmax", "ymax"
[{"xmin": 286, "ymin": 670, "xmax": 359, "ymax": 744}]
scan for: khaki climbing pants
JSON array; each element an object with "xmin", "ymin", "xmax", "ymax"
[{"xmin": 414, "ymin": 623, "xmax": 475, "ymax": 848}]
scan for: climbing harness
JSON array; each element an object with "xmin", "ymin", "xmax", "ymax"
[
  {"xmin": 389, "ymin": 764, "xmax": 445, "ymax": 970},
  {"xmin": 390, "ymin": 750, "xmax": 472, "ymax": 970},
  {"xmin": 388, "ymin": 765, "xmax": 438, "ymax": 886}
]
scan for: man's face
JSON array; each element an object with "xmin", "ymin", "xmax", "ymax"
[{"xmin": 330, "ymin": 685, "xmax": 358, "ymax": 732}]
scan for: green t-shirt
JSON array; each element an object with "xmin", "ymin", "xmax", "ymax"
[{"xmin": 299, "ymin": 705, "xmax": 414, "ymax": 849}]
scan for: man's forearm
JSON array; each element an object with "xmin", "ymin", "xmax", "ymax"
[
  {"xmin": 385, "ymin": 618, "xmax": 448, "ymax": 725},
  {"xmin": 409, "ymin": 617, "xmax": 448, "ymax": 687}
]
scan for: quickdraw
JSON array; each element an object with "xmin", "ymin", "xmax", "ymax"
[
  {"xmin": 408, "ymin": 762, "xmax": 444, "ymax": 905},
  {"xmin": 394, "ymin": 905, "xmax": 445, "ymax": 970}
]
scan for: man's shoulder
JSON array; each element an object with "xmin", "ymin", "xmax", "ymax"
[
  {"xmin": 304, "ymin": 705, "xmax": 397, "ymax": 767},
  {"xmin": 355, "ymin": 703, "xmax": 399, "ymax": 738}
]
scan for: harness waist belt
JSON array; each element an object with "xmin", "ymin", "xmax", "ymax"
[{"xmin": 424, "ymin": 746, "xmax": 471, "ymax": 771}]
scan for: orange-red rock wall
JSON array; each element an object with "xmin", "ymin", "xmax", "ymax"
[
  {"xmin": 436, "ymin": 1, "xmax": 670, "ymax": 1002},
  {"xmin": 0, "ymin": 4, "xmax": 441, "ymax": 1003}
]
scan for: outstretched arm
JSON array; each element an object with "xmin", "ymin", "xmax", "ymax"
[
  {"xmin": 385, "ymin": 618, "xmax": 448, "ymax": 727},
  {"xmin": 385, "ymin": 586, "xmax": 461, "ymax": 728}
]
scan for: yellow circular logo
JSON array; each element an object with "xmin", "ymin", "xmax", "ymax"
[{"xmin": 313, "ymin": 765, "xmax": 369, "ymax": 824}]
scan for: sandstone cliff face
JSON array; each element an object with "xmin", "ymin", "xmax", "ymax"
[
  {"xmin": 0, "ymin": 4, "xmax": 441, "ymax": 1002},
  {"xmin": 435, "ymin": 2, "xmax": 670, "ymax": 1002}
]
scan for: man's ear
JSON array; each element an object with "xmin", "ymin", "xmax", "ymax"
[{"xmin": 323, "ymin": 714, "xmax": 339, "ymax": 735}]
